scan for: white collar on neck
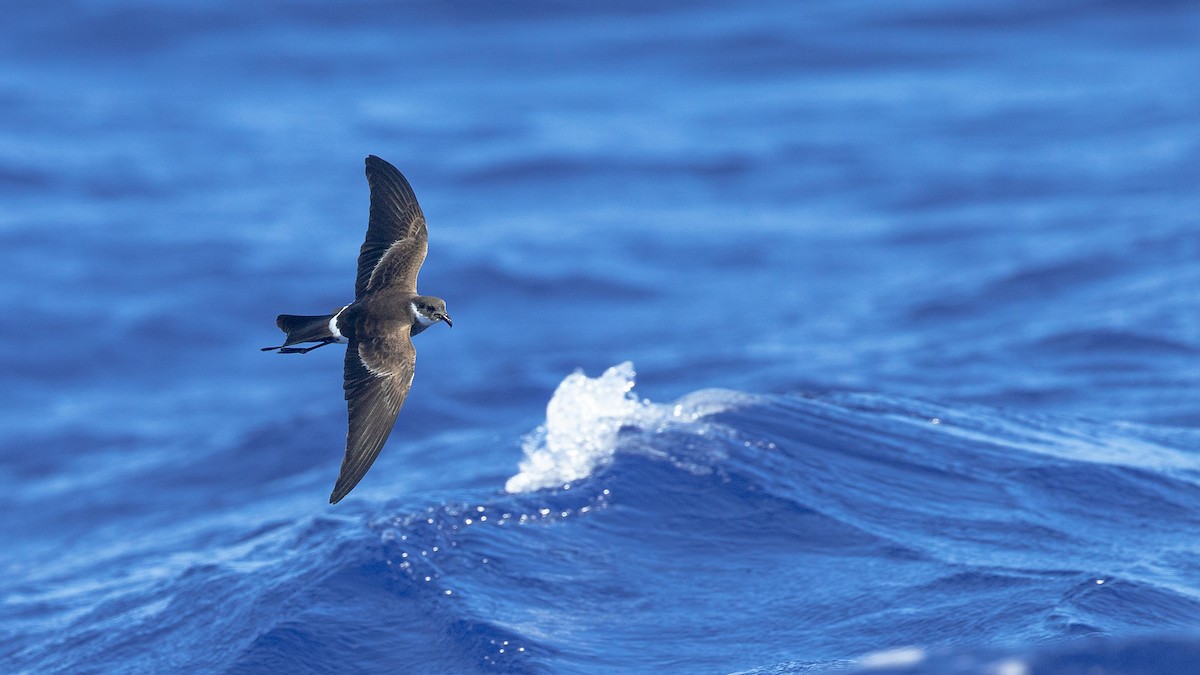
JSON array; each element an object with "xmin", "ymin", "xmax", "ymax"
[{"xmin": 411, "ymin": 301, "xmax": 437, "ymax": 326}]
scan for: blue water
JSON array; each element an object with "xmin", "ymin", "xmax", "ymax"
[{"xmin": 3, "ymin": 1, "xmax": 1200, "ymax": 672}]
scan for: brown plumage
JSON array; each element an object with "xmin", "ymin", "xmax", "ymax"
[{"xmin": 262, "ymin": 156, "xmax": 452, "ymax": 504}]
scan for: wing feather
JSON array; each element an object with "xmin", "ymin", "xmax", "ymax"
[
  {"xmin": 330, "ymin": 329, "xmax": 416, "ymax": 503},
  {"xmin": 355, "ymin": 155, "xmax": 428, "ymax": 298}
]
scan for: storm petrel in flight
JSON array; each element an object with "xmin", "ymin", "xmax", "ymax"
[{"xmin": 262, "ymin": 155, "xmax": 452, "ymax": 504}]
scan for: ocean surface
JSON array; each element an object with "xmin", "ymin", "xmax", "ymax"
[{"xmin": 3, "ymin": 1, "xmax": 1199, "ymax": 673}]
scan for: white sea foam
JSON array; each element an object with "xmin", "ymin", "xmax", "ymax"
[
  {"xmin": 857, "ymin": 646, "xmax": 926, "ymax": 669},
  {"xmin": 504, "ymin": 361, "xmax": 756, "ymax": 493}
]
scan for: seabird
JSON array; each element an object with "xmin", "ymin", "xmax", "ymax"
[{"xmin": 262, "ymin": 155, "xmax": 452, "ymax": 504}]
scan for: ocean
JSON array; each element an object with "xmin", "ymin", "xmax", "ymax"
[{"xmin": 3, "ymin": 1, "xmax": 1199, "ymax": 673}]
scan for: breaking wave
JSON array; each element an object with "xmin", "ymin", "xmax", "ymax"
[{"xmin": 504, "ymin": 361, "xmax": 757, "ymax": 493}]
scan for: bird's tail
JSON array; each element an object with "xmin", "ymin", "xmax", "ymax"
[
  {"xmin": 277, "ymin": 314, "xmax": 336, "ymax": 345},
  {"xmin": 260, "ymin": 313, "xmax": 337, "ymax": 352}
]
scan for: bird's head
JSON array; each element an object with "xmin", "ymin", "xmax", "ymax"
[{"xmin": 412, "ymin": 296, "xmax": 453, "ymax": 328}]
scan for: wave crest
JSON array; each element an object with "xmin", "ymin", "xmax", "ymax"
[{"xmin": 504, "ymin": 362, "xmax": 755, "ymax": 493}]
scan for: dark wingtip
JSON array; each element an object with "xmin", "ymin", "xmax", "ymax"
[
  {"xmin": 365, "ymin": 154, "xmax": 396, "ymax": 172},
  {"xmin": 329, "ymin": 478, "xmax": 354, "ymax": 504},
  {"xmin": 329, "ymin": 482, "xmax": 349, "ymax": 504}
]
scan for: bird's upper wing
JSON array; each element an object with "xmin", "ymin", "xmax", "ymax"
[
  {"xmin": 355, "ymin": 155, "xmax": 428, "ymax": 299},
  {"xmin": 330, "ymin": 326, "xmax": 416, "ymax": 504}
]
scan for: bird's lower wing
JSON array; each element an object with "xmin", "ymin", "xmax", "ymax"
[{"xmin": 330, "ymin": 334, "xmax": 416, "ymax": 504}]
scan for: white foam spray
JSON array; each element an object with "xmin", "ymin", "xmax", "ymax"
[{"xmin": 504, "ymin": 362, "xmax": 756, "ymax": 493}]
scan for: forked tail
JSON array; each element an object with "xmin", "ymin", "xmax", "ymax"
[{"xmin": 261, "ymin": 313, "xmax": 337, "ymax": 354}]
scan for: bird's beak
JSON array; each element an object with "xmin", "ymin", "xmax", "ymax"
[{"xmin": 440, "ymin": 314, "xmax": 453, "ymax": 328}]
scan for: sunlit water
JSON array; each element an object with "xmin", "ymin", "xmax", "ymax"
[{"xmin": 3, "ymin": 1, "xmax": 1199, "ymax": 673}]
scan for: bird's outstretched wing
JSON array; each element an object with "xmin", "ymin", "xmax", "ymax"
[
  {"xmin": 330, "ymin": 327, "xmax": 416, "ymax": 504},
  {"xmin": 355, "ymin": 155, "xmax": 428, "ymax": 299}
]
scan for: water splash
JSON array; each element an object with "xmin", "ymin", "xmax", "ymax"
[{"xmin": 504, "ymin": 362, "xmax": 754, "ymax": 493}]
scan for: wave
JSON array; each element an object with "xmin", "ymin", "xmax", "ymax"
[
  {"xmin": 504, "ymin": 361, "xmax": 758, "ymax": 493},
  {"xmin": 9, "ymin": 363, "xmax": 1200, "ymax": 673}
]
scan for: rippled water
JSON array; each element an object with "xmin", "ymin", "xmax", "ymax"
[{"xmin": 3, "ymin": 1, "xmax": 1199, "ymax": 673}]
